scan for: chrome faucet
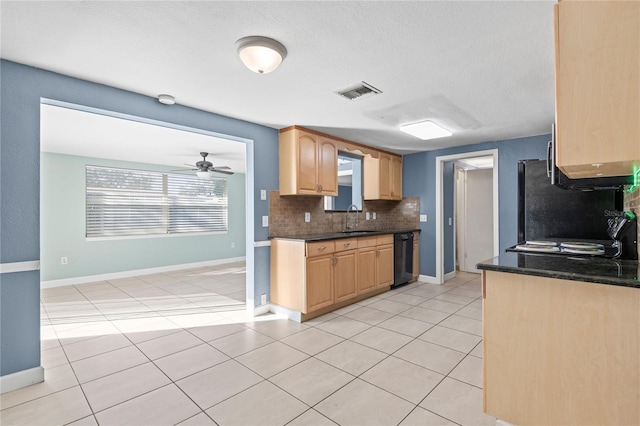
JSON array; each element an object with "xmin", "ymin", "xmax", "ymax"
[{"xmin": 345, "ymin": 204, "xmax": 359, "ymax": 231}]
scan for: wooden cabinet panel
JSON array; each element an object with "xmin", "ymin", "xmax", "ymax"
[
  {"xmin": 555, "ymin": 1, "xmax": 640, "ymax": 178},
  {"xmin": 298, "ymin": 133, "xmax": 319, "ymax": 192},
  {"xmin": 335, "ymin": 238, "xmax": 357, "ymax": 252},
  {"xmin": 279, "ymin": 128, "xmax": 338, "ymax": 195},
  {"xmin": 318, "ymin": 137, "xmax": 338, "ymax": 195},
  {"xmin": 307, "ymin": 241, "xmax": 335, "ymax": 257},
  {"xmin": 334, "ymin": 250, "xmax": 357, "ymax": 303},
  {"xmin": 391, "ymin": 156, "xmax": 402, "ymax": 200},
  {"xmin": 483, "ymin": 271, "xmax": 640, "ymax": 425},
  {"xmin": 306, "ymin": 255, "xmax": 334, "ymax": 312},
  {"xmin": 357, "ymin": 247, "xmax": 377, "ymax": 294},
  {"xmin": 376, "ymin": 244, "xmax": 394, "ymax": 288},
  {"xmin": 364, "ymin": 154, "xmax": 403, "ymax": 200}
]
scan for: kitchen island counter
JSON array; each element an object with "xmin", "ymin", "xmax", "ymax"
[{"xmin": 477, "ymin": 251, "xmax": 639, "ymax": 289}]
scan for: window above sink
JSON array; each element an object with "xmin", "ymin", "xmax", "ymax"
[{"xmin": 324, "ymin": 152, "xmax": 363, "ymax": 211}]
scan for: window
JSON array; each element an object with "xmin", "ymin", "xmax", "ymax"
[{"xmin": 86, "ymin": 165, "xmax": 228, "ymax": 238}]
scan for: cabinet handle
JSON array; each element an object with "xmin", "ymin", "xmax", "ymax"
[
  {"xmin": 343, "ymin": 242, "xmax": 350, "ymax": 247},
  {"xmin": 332, "ymin": 256, "xmax": 337, "ymax": 266},
  {"xmin": 319, "ymin": 184, "xmax": 323, "ymax": 192},
  {"xmin": 318, "ymin": 246, "xmax": 326, "ymax": 251},
  {"xmin": 376, "ymin": 250, "xmax": 380, "ymax": 257}
]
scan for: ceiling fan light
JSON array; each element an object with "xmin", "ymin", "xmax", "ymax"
[
  {"xmin": 196, "ymin": 171, "xmax": 211, "ymax": 178},
  {"xmin": 236, "ymin": 36, "xmax": 287, "ymax": 74},
  {"xmin": 399, "ymin": 120, "xmax": 452, "ymax": 140}
]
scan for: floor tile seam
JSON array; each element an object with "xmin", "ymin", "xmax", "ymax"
[
  {"xmin": 414, "ymin": 334, "xmax": 482, "ymax": 355},
  {"xmin": 86, "ymin": 382, "xmax": 178, "ymax": 417},
  {"xmin": 178, "ymin": 410, "xmax": 217, "ymax": 426},
  {"xmin": 356, "ymin": 368, "xmax": 439, "ymax": 407},
  {"xmin": 63, "ymin": 339, "xmax": 135, "ymax": 364},
  {"xmin": 284, "ymin": 408, "xmax": 337, "ymax": 426},
  {"xmin": 235, "ymin": 350, "xmax": 312, "ymax": 382},
  {"xmin": 183, "ymin": 324, "xmax": 249, "ymax": 345},
  {"xmin": 194, "ymin": 378, "xmax": 278, "ymax": 414},
  {"xmin": 0, "ymin": 378, "xmax": 81, "ymax": 413},
  {"xmin": 311, "ymin": 315, "xmax": 374, "ymax": 340},
  {"xmin": 276, "ymin": 331, "xmax": 346, "ymax": 357},
  {"xmin": 396, "ymin": 405, "xmax": 461, "ymax": 426},
  {"xmin": 433, "ymin": 322, "xmax": 483, "ymax": 338}
]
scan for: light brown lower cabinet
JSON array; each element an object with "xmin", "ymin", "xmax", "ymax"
[
  {"xmin": 271, "ymin": 234, "xmax": 394, "ymax": 317},
  {"xmin": 482, "ymin": 270, "xmax": 639, "ymax": 425}
]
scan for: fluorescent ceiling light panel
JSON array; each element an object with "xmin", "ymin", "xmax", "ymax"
[{"xmin": 400, "ymin": 120, "xmax": 452, "ymax": 140}]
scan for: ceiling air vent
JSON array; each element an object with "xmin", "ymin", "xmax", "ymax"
[{"xmin": 335, "ymin": 82, "xmax": 382, "ymax": 101}]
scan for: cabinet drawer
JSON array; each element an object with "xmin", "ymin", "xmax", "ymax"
[
  {"xmin": 376, "ymin": 234, "xmax": 393, "ymax": 245},
  {"xmin": 307, "ymin": 241, "xmax": 335, "ymax": 257},
  {"xmin": 358, "ymin": 236, "xmax": 378, "ymax": 248},
  {"xmin": 335, "ymin": 238, "xmax": 358, "ymax": 252}
]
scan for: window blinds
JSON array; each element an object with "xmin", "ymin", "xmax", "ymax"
[{"xmin": 86, "ymin": 165, "xmax": 228, "ymax": 238}]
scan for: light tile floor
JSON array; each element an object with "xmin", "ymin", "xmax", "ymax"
[{"xmin": 1, "ymin": 264, "xmax": 495, "ymax": 426}]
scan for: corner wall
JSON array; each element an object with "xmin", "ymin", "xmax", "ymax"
[
  {"xmin": 403, "ymin": 134, "xmax": 550, "ymax": 278},
  {"xmin": 0, "ymin": 59, "xmax": 278, "ymax": 381}
]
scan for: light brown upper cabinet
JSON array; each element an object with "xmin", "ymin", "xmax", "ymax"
[
  {"xmin": 364, "ymin": 153, "xmax": 403, "ymax": 200},
  {"xmin": 279, "ymin": 127, "xmax": 338, "ymax": 196},
  {"xmin": 554, "ymin": 0, "xmax": 640, "ymax": 178}
]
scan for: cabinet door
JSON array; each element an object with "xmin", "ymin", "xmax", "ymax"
[
  {"xmin": 306, "ymin": 255, "xmax": 334, "ymax": 312},
  {"xmin": 297, "ymin": 132, "xmax": 320, "ymax": 193},
  {"xmin": 357, "ymin": 247, "xmax": 377, "ymax": 294},
  {"xmin": 391, "ymin": 156, "xmax": 402, "ymax": 200},
  {"xmin": 555, "ymin": 1, "xmax": 640, "ymax": 178},
  {"xmin": 376, "ymin": 244, "xmax": 394, "ymax": 288},
  {"xmin": 318, "ymin": 137, "xmax": 338, "ymax": 195},
  {"xmin": 334, "ymin": 250, "xmax": 357, "ymax": 303},
  {"xmin": 378, "ymin": 154, "xmax": 392, "ymax": 199}
]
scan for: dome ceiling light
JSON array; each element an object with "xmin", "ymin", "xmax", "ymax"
[{"xmin": 235, "ymin": 36, "xmax": 287, "ymax": 74}]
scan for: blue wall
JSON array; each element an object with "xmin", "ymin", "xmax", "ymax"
[
  {"xmin": 0, "ymin": 59, "xmax": 279, "ymax": 377},
  {"xmin": 403, "ymin": 134, "xmax": 549, "ymax": 277}
]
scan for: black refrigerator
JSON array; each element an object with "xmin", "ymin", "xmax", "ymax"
[{"xmin": 517, "ymin": 160, "xmax": 623, "ymax": 243}]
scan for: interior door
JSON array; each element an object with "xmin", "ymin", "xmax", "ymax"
[{"xmin": 463, "ymin": 168, "xmax": 494, "ymax": 273}]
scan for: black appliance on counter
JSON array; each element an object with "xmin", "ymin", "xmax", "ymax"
[
  {"xmin": 547, "ymin": 124, "xmax": 634, "ymax": 190},
  {"xmin": 393, "ymin": 232, "xmax": 414, "ymax": 287},
  {"xmin": 511, "ymin": 159, "xmax": 637, "ymax": 260}
]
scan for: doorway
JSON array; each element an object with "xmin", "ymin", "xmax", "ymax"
[
  {"xmin": 435, "ymin": 149, "xmax": 499, "ymax": 283},
  {"xmin": 455, "ymin": 158, "xmax": 494, "ymax": 273},
  {"xmin": 39, "ymin": 99, "xmax": 254, "ymax": 315}
]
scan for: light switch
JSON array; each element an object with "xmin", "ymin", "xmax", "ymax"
[
  {"xmin": 262, "ymin": 216, "xmax": 269, "ymax": 227},
  {"xmin": 448, "ymin": 217, "xmax": 452, "ymax": 226},
  {"xmin": 373, "ymin": 213, "xmax": 377, "ymax": 220},
  {"xmin": 260, "ymin": 189, "xmax": 267, "ymax": 200},
  {"xmin": 365, "ymin": 212, "xmax": 370, "ymax": 220},
  {"xmin": 420, "ymin": 214, "xmax": 427, "ymax": 222},
  {"xmin": 304, "ymin": 212, "xmax": 311, "ymax": 222}
]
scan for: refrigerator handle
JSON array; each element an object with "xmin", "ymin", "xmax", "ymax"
[{"xmin": 546, "ymin": 140, "xmax": 552, "ymax": 178}]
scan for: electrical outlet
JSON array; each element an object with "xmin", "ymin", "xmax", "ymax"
[
  {"xmin": 420, "ymin": 214, "xmax": 427, "ymax": 222},
  {"xmin": 260, "ymin": 189, "xmax": 267, "ymax": 200},
  {"xmin": 449, "ymin": 217, "xmax": 452, "ymax": 226},
  {"xmin": 373, "ymin": 212, "xmax": 377, "ymax": 220},
  {"xmin": 60, "ymin": 257, "xmax": 68, "ymax": 265},
  {"xmin": 304, "ymin": 212, "xmax": 311, "ymax": 222},
  {"xmin": 262, "ymin": 216, "xmax": 269, "ymax": 227},
  {"xmin": 365, "ymin": 212, "xmax": 370, "ymax": 220},
  {"xmin": 231, "ymin": 242, "xmax": 235, "ymax": 248},
  {"xmin": 260, "ymin": 294, "xmax": 267, "ymax": 305}
]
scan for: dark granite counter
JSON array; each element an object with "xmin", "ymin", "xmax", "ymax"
[
  {"xmin": 477, "ymin": 251, "xmax": 640, "ymax": 289},
  {"xmin": 271, "ymin": 229, "xmax": 421, "ymax": 242}
]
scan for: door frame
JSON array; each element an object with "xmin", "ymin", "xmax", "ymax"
[
  {"xmin": 435, "ymin": 149, "xmax": 499, "ymax": 284},
  {"xmin": 39, "ymin": 98, "xmax": 257, "ymax": 315}
]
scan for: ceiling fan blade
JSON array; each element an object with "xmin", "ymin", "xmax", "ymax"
[
  {"xmin": 211, "ymin": 168, "xmax": 234, "ymax": 175},
  {"xmin": 211, "ymin": 165, "xmax": 231, "ymax": 170},
  {"xmin": 170, "ymin": 168, "xmax": 197, "ymax": 172}
]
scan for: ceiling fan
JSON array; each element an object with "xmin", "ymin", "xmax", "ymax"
[{"xmin": 180, "ymin": 152, "xmax": 234, "ymax": 177}]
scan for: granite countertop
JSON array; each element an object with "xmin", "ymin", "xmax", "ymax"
[
  {"xmin": 477, "ymin": 251, "xmax": 640, "ymax": 288},
  {"xmin": 271, "ymin": 228, "xmax": 421, "ymax": 242}
]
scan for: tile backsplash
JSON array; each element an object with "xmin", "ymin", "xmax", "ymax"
[
  {"xmin": 623, "ymin": 186, "xmax": 640, "ymax": 258},
  {"xmin": 269, "ymin": 191, "xmax": 420, "ymax": 237}
]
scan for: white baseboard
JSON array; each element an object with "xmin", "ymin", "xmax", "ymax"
[
  {"xmin": 253, "ymin": 304, "xmax": 271, "ymax": 317},
  {"xmin": 269, "ymin": 303, "xmax": 302, "ymax": 323},
  {"xmin": 0, "ymin": 366, "xmax": 44, "ymax": 394},
  {"xmin": 418, "ymin": 274, "xmax": 441, "ymax": 285},
  {"xmin": 444, "ymin": 271, "xmax": 456, "ymax": 281},
  {"xmin": 41, "ymin": 257, "xmax": 246, "ymax": 288}
]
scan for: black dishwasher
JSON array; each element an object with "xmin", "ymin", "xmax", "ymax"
[{"xmin": 393, "ymin": 232, "xmax": 414, "ymax": 287}]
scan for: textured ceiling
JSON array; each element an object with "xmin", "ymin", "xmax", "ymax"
[{"xmin": 1, "ymin": 1, "xmax": 556, "ymax": 155}]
